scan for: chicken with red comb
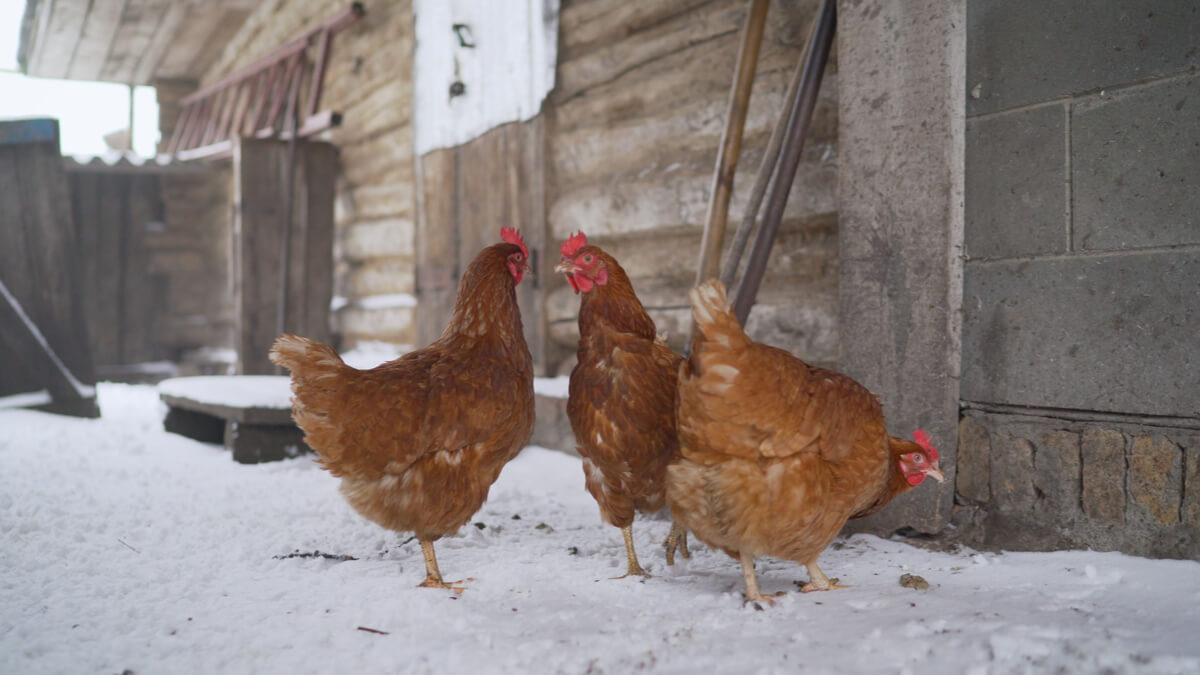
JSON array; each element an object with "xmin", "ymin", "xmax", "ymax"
[{"xmin": 554, "ymin": 231, "xmax": 690, "ymax": 577}]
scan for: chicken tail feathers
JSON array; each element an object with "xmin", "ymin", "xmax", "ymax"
[
  {"xmin": 688, "ymin": 279, "xmax": 749, "ymax": 352},
  {"xmin": 268, "ymin": 334, "xmax": 355, "ymax": 471},
  {"xmin": 269, "ymin": 334, "xmax": 348, "ymax": 380}
]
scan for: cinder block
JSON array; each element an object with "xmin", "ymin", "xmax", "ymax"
[
  {"xmin": 1081, "ymin": 428, "xmax": 1125, "ymax": 522},
  {"xmin": 967, "ymin": 1, "xmax": 1200, "ymax": 115},
  {"xmin": 1035, "ymin": 430, "xmax": 1082, "ymax": 520},
  {"xmin": 962, "ymin": 252, "xmax": 1200, "ymax": 417},
  {"xmin": 956, "ymin": 415, "xmax": 991, "ymax": 504},
  {"xmin": 965, "ymin": 105, "xmax": 1066, "ymax": 259},
  {"xmin": 990, "ymin": 432, "xmax": 1034, "ymax": 512},
  {"xmin": 1072, "ymin": 74, "xmax": 1200, "ymax": 251},
  {"xmin": 1129, "ymin": 435, "xmax": 1182, "ymax": 525}
]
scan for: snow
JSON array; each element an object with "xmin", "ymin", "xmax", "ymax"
[
  {"xmin": 158, "ymin": 376, "xmax": 292, "ymax": 409},
  {"xmin": 533, "ymin": 375, "xmax": 570, "ymax": 399},
  {"xmin": 3, "ymin": 384, "xmax": 1199, "ymax": 675}
]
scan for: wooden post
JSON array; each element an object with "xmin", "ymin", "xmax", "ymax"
[
  {"xmin": 0, "ymin": 119, "xmax": 99, "ymax": 417},
  {"xmin": 233, "ymin": 137, "xmax": 337, "ymax": 374},
  {"xmin": 694, "ymin": 0, "xmax": 770, "ymax": 287}
]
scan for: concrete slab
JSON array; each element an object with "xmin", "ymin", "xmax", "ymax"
[
  {"xmin": 1072, "ymin": 74, "xmax": 1200, "ymax": 250},
  {"xmin": 967, "ymin": 1, "xmax": 1200, "ymax": 115},
  {"xmin": 962, "ymin": 251, "xmax": 1200, "ymax": 416},
  {"xmin": 965, "ymin": 104, "xmax": 1067, "ymax": 259}
]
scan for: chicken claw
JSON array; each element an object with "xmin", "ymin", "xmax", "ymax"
[
  {"xmin": 798, "ymin": 562, "xmax": 847, "ymax": 592},
  {"xmin": 663, "ymin": 522, "xmax": 691, "ymax": 565},
  {"xmin": 612, "ymin": 525, "xmax": 651, "ymax": 579},
  {"xmin": 739, "ymin": 552, "xmax": 785, "ymax": 606},
  {"xmin": 417, "ymin": 539, "xmax": 469, "ymax": 593}
]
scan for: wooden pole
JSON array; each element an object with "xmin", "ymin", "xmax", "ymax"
[
  {"xmin": 693, "ymin": 0, "xmax": 770, "ymax": 287},
  {"xmin": 719, "ymin": 40, "xmax": 805, "ymax": 290},
  {"xmin": 731, "ymin": 0, "xmax": 835, "ymax": 326}
]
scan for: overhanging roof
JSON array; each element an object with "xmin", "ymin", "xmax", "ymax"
[{"xmin": 18, "ymin": 0, "xmax": 257, "ymax": 85}]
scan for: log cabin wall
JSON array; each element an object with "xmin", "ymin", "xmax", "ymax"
[
  {"xmin": 543, "ymin": 0, "xmax": 838, "ymax": 375},
  {"xmin": 194, "ymin": 0, "xmax": 417, "ymax": 351}
]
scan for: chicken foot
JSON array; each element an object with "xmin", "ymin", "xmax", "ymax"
[
  {"xmin": 663, "ymin": 522, "xmax": 691, "ymax": 565},
  {"xmin": 612, "ymin": 525, "xmax": 651, "ymax": 579},
  {"xmin": 798, "ymin": 560, "xmax": 846, "ymax": 593},
  {"xmin": 417, "ymin": 539, "xmax": 468, "ymax": 593},
  {"xmin": 739, "ymin": 552, "xmax": 785, "ymax": 606}
]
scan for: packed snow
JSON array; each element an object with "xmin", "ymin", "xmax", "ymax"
[{"xmin": 2, "ymin": 383, "xmax": 1199, "ymax": 674}]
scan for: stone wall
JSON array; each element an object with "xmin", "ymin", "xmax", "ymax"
[
  {"xmin": 959, "ymin": 2, "xmax": 1200, "ymax": 557},
  {"xmin": 956, "ymin": 411, "xmax": 1199, "ymax": 559}
]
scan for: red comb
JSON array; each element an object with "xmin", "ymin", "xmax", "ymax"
[
  {"xmin": 913, "ymin": 429, "xmax": 938, "ymax": 461},
  {"xmin": 560, "ymin": 231, "xmax": 587, "ymax": 258},
  {"xmin": 501, "ymin": 227, "xmax": 528, "ymax": 258}
]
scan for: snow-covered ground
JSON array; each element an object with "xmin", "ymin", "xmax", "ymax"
[{"xmin": 2, "ymin": 384, "xmax": 1199, "ymax": 675}]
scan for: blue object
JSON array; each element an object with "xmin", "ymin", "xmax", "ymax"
[{"xmin": 0, "ymin": 118, "xmax": 60, "ymax": 146}]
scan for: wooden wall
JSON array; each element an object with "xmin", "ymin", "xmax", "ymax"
[
  {"xmin": 68, "ymin": 169, "xmax": 164, "ymax": 368},
  {"xmin": 195, "ymin": 0, "xmax": 417, "ymax": 350},
  {"xmin": 0, "ymin": 119, "xmax": 98, "ymax": 417},
  {"xmin": 543, "ymin": 0, "xmax": 839, "ymax": 374},
  {"xmin": 66, "ymin": 165, "xmax": 234, "ymax": 373}
]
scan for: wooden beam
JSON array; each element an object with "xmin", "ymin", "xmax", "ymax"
[
  {"xmin": 132, "ymin": 2, "xmax": 189, "ymax": 86},
  {"xmin": 67, "ymin": 0, "xmax": 128, "ymax": 81}
]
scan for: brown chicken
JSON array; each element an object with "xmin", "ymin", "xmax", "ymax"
[
  {"xmin": 268, "ymin": 228, "xmax": 534, "ymax": 592},
  {"xmin": 667, "ymin": 279, "xmax": 943, "ymax": 604},
  {"xmin": 554, "ymin": 232, "xmax": 689, "ymax": 577}
]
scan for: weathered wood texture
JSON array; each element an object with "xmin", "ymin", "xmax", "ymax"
[
  {"xmin": 0, "ymin": 120, "xmax": 99, "ymax": 417},
  {"xmin": 415, "ymin": 120, "xmax": 547, "ymax": 368},
  {"xmin": 21, "ymin": 0, "xmax": 255, "ymax": 85},
  {"xmin": 155, "ymin": 170, "xmax": 236, "ymax": 360},
  {"xmin": 199, "ymin": 0, "xmax": 416, "ymax": 349},
  {"xmin": 233, "ymin": 138, "xmax": 338, "ymax": 374},
  {"xmin": 544, "ymin": 0, "xmax": 838, "ymax": 374},
  {"xmin": 67, "ymin": 170, "xmax": 165, "ymax": 368}
]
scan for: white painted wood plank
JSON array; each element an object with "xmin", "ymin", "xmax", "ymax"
[{"xmin": 413, "ymin": 0, "xmax": 559, "ymax": 155}]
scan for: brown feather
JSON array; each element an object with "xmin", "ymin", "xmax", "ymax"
[
  {"xmin": 269, "ymin": 242, "xmax": 534, "ymax": 542},
  {"xmin": 668, "ymin": 279, "xmax": 927, "ymax": 568},
  {"xmin": 565, "ymin": 247, "xmax": 683, "ymax": 529}
]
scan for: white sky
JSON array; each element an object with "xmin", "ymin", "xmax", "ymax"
[{"xmin": 0, "ymin": 0, "xmax": 159, "ymax": 157}]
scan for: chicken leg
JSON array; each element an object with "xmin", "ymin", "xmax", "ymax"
[
  {"xmin": 664, "ymin": 522, "xmax": 691, "ymax": 565},
  {"xmin": 417, "ymin": 539, "xmax": 467, "ymax": 593},
  {"xmin": 740, "ymin": 551, "xmax": 785, "ymax": 606},
  {"xmin": 613, "ymin": 525, "xmax": 651, "ymax": 578},
  {"xmin": 799, "ymin": 559, "xmax": 846, "ymax": 593}
]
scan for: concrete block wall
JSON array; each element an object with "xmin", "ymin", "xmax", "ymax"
[{"xmin": 959, "ymin": 1, "xmax": 1200, "ymax": 557}]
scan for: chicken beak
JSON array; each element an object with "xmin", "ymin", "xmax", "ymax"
[
  {"xmin": 555, "ymin": 260, "xmax": 581, "ymax": 294},
  {"xmin": 925, "ymin": 466, "xmax": 945, "ymax": 483}
]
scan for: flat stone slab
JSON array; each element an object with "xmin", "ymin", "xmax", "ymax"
[{"xmin": 158, "ymin": 376, "xmax": 304, "ymax": 463}]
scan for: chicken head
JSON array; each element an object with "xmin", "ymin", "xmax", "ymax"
[
  {"xmin": 554, "ymin": 231, "xmax": 609, "ymax": 294},
  {"xmin": 896, "ymin": 429, "xmax": 945, "ymax": 486}
]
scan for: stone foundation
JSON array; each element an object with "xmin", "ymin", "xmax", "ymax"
[{"xmin": 954, "ymin": 410, "xmax": 1199, "ymax": 559}]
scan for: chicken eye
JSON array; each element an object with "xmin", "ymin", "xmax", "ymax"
[
  {"xmin": 514, "ymin": 253, "xmax": 524, "ymax": 261},
  {"xmin": 911, "ymin": 454, "xmax": 924, "ymax": 464},
  {"xmin": 583, "ymin": 254, "xmax": 593, "ymax": 263}
]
